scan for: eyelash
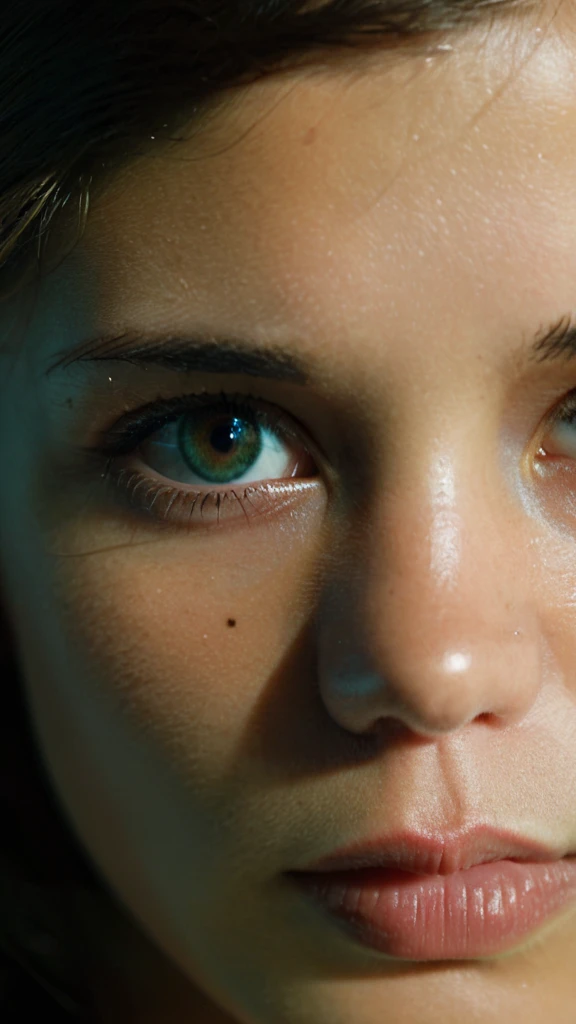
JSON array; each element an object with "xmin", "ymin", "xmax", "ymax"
[
  {"xmin": 537, "ymin": 388, "xmax": 576, "ymax": 449},
  {"xmin": 554, "ymin": 390, "xmax": 576, "ymax": 426},
  {"xmin": 85, "ymin": 389, "xmax": 319, "ymax": 529},
  {"xmin": 83, "ymin": 379, "xmax": 576, "ymax": 531}
]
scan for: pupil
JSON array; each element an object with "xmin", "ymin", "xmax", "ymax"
[{"xmin": 210, "ymin": 420, "xmax": 241, "ymax": 454}]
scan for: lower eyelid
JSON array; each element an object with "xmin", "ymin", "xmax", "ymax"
[{"xmin": 101, "ymin": 463, "xmax": 321, "ymax": 531}]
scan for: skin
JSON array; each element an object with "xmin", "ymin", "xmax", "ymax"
[{"xmin": 3, "ymin": 2, "xmax": 576, "ymax": 1021}]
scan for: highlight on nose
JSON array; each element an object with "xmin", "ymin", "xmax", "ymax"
[
  {"xmin": 317, "ymin": 627, "xmax": 542, "ymax": 739},
  {"xmin": 318, "ymin": 661, "xmax": 485, "ymax": 738},
  {"xmin": 442, "ymin": 651, "xmax": 471, "ymax": 675}
]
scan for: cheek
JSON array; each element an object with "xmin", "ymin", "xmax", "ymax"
[
  {"xmin": 24, "ymin": 487, "xmax": 328, "ymax": 778},
  {"xmin": 527, "ymin": 533, "xmax": 576, "ymax": 676},
  {"xmin": 6, "ymin": 488, "xmax": 329, "ymax": 942}
]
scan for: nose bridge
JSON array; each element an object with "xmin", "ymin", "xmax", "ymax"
[
  {"xmin": 426, "ymin": 447, "xmax": 462, "ymax": 594},
  {"xmin": 318, "ymin": 435, "xmax": 542, "ymax": 737},
  {"xmin": 376, "ymin": 440, "xmax": 501, "ymax": 626},
  {"xmin": 359, "ymin": 377, "xmax": 502, "ymax": 613}
]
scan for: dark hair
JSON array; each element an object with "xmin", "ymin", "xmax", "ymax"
[{"xmin": 0, "ymin": 0, "xmax": 536, "ymax": 1019}]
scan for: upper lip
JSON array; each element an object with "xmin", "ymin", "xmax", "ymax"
[{"xmin": 289, "ymin": 824, "xmax": 564, "ymax": 876}]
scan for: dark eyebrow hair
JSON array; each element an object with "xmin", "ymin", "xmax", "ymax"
[
  {"xmin": 44, "ymin": 330, "xmax": 310, "ymax": 384},
  {"xmin": 529, "ymin": 314, "xmax": 576, "ymax": 364},
  {"xmin": 43, "ymin": 314, "xmax": 576, "ymax": 384}
]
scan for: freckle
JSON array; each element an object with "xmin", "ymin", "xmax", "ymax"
[
  {"xmin": 227, "ymin": 618, "xmax": 236, "ymax": 628},
  {"xmin": 66, "ymin": 397, "xmax": 73, "ymax": 409},
  {"xmin": 303, "ymin": 125, "xmax": 317, "ymax": 146}
]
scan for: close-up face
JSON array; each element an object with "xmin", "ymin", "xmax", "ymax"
[{"xmin": 3, "ymin": 5, "xmax": 576, "ymax": 1023}]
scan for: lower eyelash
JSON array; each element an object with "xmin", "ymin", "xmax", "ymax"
[{"xmin": 101, "ymin": 462, "xmax": 313, "ymax": 531}]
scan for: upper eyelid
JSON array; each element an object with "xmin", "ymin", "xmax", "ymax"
[
  {"xmin": 86, "ymin": 390, "xmax": 321, "ymax": 460},
  {"xmin": 551, "ymin": 389, "xmax": 576, "ymax": 422}
]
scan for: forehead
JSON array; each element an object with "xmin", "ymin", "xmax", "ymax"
[{"xmin": 26, "ymin": 7, "xmax": 576, "ymax": 381}]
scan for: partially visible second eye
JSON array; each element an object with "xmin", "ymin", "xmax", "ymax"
[{"xmin": 540, "ymin": 392, "xmax": 576, "ymax": 460}]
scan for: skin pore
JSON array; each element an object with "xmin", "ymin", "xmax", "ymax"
[{"xmin": 4, "ymin": 3, "xmax": 576, "ymax": 1022}]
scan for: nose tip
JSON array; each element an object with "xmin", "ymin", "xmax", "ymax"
[
  {"xmin": 315, "ymin": 444, "xmax": 544, "ymax": 742},
  {"xmin": 318, "ymin": 624, "xmax": 541, "ymax": 739}
]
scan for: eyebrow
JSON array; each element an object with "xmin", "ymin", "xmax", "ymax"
[
  {"xmin": 44, "ymin": 329, "xmax": 310, "ymax": 384},
  {"xmin": 529, "ymin": 314, "xmax": 576, "ymax": 364},
  {"xmin": 43, "ymin": 314, "xmax": 576, "ymax": 384}
]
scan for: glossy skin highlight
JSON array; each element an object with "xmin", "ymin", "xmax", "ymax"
[{"xmin": 2, "ymin": 6, "xmax": 576, "ymax": 1023}]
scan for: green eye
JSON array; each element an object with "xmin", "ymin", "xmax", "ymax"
[
  {"xmin": 178, "ymin": 410, "xmax": 262, "ymax": 484},
  {"xmin": 91, "ymin": 390, "xmax": 320, "ymax": 529},
  {"xmin": 542, "ymin": 393, "xmax": 576, "ymax": 460},
  {"xmin": 137, "ymin": 397, "xmax": 310, "ymax": 489}
]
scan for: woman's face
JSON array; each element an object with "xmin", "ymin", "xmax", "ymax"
[{"xmin": 3, "ymin": 9, "xmax": 576, "ymax": 1023}]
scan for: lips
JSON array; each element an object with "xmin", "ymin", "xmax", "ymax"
[
  {"xmin": 289, "ymin": 823, "xmax": 565, "ymax": 877},
  {"xmin": 285, "ymin": 824, "xmax": 576, "ymax": 960}
]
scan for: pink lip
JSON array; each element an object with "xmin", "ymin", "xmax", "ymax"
[
  {"xmin": 286, "ymin": 826, "xmax": 576, "ymax": 960},
  {"xmin": 290, "ymin": 824, "xmax": 565, "ymax": 875}
]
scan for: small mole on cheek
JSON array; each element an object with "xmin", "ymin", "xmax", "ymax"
[
  {"xmin": 66, "ymin": 397, "xmax": 74, "ymax": 409},
  {"xmin": 303, "ymin": 125, "xmax": 318, "ymax": 146},
  {"xmin": 227, "ymin": 618, "xmax": 236, "ymax": 628}
]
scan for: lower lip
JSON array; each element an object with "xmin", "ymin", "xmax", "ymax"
[{"xmin": 288, "ymin": 857, "xmax": 576, "ymax": 960}]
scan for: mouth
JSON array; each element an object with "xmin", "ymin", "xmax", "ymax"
[
  {"xmin": 288, "ymin": 823, "xmax": 566, "ymax": 875},
  {"xmin": 285, "ymin": 825, "xmax": 576, "ymax": 960}
]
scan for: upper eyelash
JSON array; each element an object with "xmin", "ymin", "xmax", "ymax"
[
  {"xmin": 555, "ymin": 390, "xmax": 576, "ymax": 425},
  {"xmin": 84, "ymin": 389, "xmax": 306, "ymax": 459},
  {"xmin": 87, "ymin": 383, "xmax": 576, "ymax": 468}
]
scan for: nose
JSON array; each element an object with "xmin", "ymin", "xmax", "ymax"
[{"xmin": 316, "ymin": 450, "xmax": 542, "ymax": 739}]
